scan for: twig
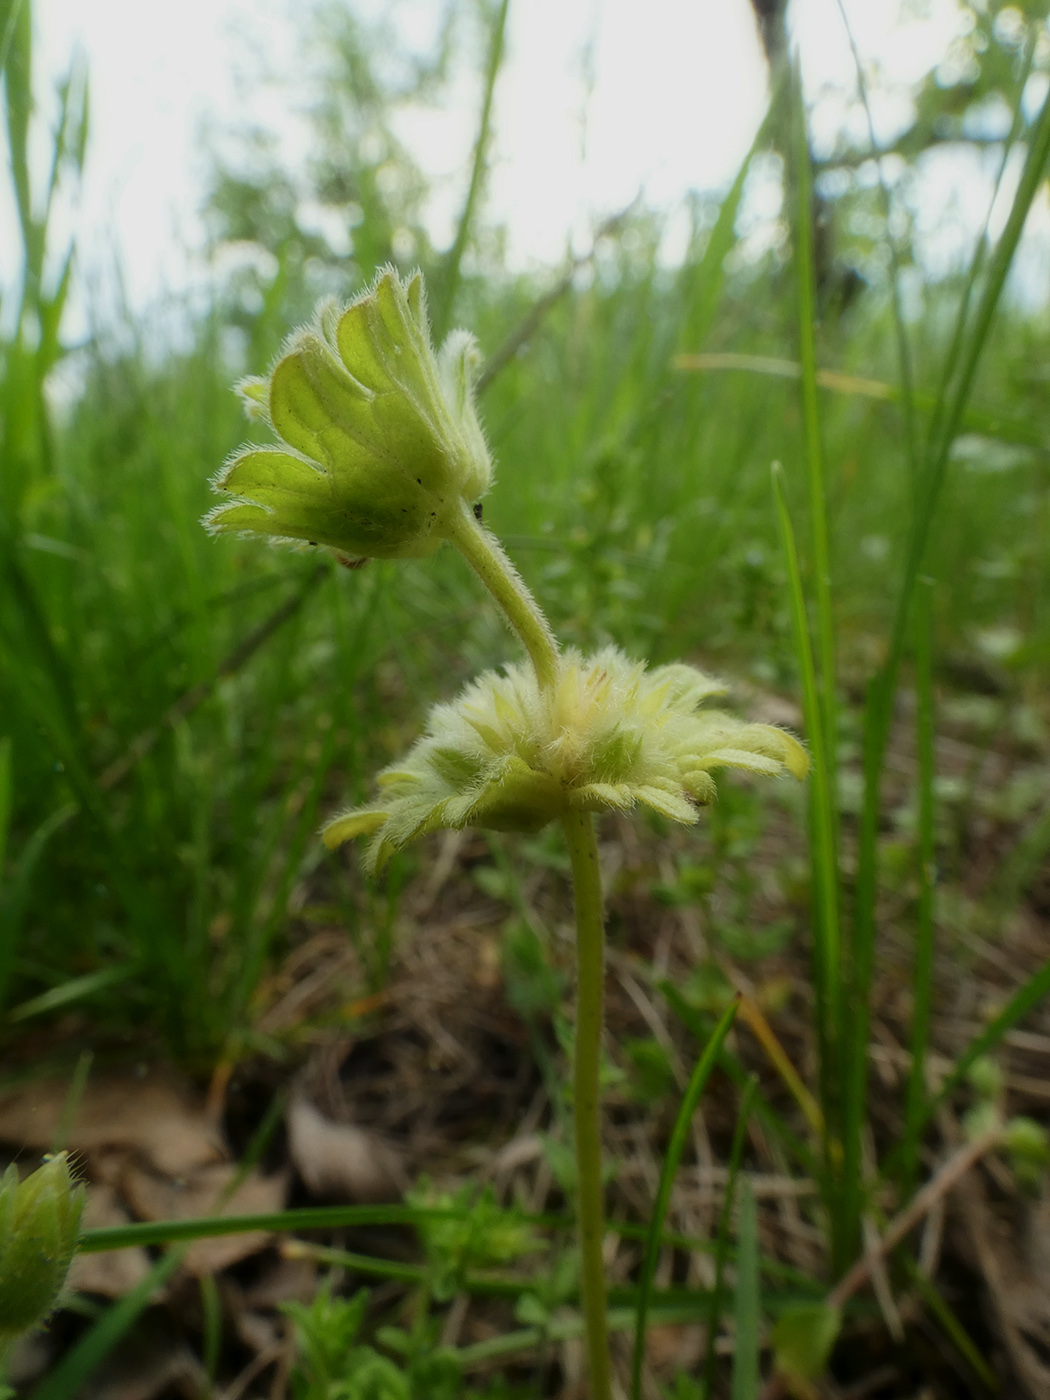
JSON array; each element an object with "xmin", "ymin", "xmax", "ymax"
[
  {"xmin": 827, "ymin": 1130, "xmax": 1001, "ymax": 1311},
  {"xmin": 216, "ymin": 1341, "xmax": 284, "ymax": 1400},
  {"xmin": 98, "ymin": 564, "xmax": 327, "ymax": 791},
  {"xmin": 475, "ymin": 202, "xmax": 637, "ymax": 395}
]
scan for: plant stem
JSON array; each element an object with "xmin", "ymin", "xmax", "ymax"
[
  {"xmin": 561, "ymin": 807, "xmax": 613, "ymax": 1400},
  {"xmin": 444, "ymin": 501, "xmax": 559, "ymax": 689}
]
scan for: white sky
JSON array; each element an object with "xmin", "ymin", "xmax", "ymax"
[{"xmin": 6, "ymin": 0, "xmax": 1002, "ymax": 330}]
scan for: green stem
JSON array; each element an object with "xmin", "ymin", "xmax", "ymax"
[
  {"xmin": 444, "ymin": 502, "xmax": 559, "ymax": 689},
  {"xmin": 561, "ymin": 808, "xmax": 613, "ymax": 1400}
]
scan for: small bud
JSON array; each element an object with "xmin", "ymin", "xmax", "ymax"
[
  {"xmin": 205, "ymin": 268, "xmax": 493, "ymax": 561},
  {"xmin": 0, "ymin": 1154, "xmax": 84, "ymax": 1339},
  {"xmin": 967, "ymin": 1055, "xmax": 1004, "ymax": 1102},
  {"xmin": 323, "ymin": 646, "xmax": 808, "ymax": 872},
  {"xmin": 1003, "ymin": 1116, "xmax": 1050, "ymax": 1191}
]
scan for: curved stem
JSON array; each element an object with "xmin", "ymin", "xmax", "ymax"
[
  {"xmin": 561, "ymin": 808, "xmax": 613, "ymax": 1400},
  {"xmin": 443, "ymin": 502, "xmax": 559, "ymax": 690}
]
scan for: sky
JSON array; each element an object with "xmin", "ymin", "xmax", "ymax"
[{"xmin": 6, "ymin": 0, "xmax": 1004, "ymax": 330}]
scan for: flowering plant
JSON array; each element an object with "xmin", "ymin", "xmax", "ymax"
[
  {"xmin": 324, "ymin": 646, "xmax": 807, "ymax": 872},
  {"xmin": 206, "ymin": 267, "xmax": 807, "ymax": 1400}
]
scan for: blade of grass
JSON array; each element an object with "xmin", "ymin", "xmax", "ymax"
[
  {"xmin": 922, "ymin": 21, "xmax": 1039, "ymax": 466},
  {"xmin": 789, "ymin": 57, "xmax": 848, "ymax": 1265},
  {"xmin": 629, "ymin": 995, "xmax": 739, "ymax": 1400},
  {"xmin": 7, "ymin": 965, "xmax": 134, "ymax": 1023},
  {"xmin": 199, "ymin": 1273, "xmax": 222, "ymax": 1387},
  {"xmin": 791, "ymin": 56, "xmax": 839, "ymax": 777},
  {"xmin": 771, "ymin": 462, "xmax": 840, "ymax": 1217},
  {"xmin": 0, "ymin": 801, "xmax": 76, "ymax": 1011},
  {"xmin": 677, "ymin": 117, "xmax": 762, "ymax": 351},
  {"xmin": 901, "ymin": 577, "xmax": 937, "ymax": 1189},
  {"xmin": 660, "ymin": 982, "xmax": 816, "ymax": 1178},
  {"xmin": 731, "ymin": 1179, "xmax": 761, "ymax": 1400},
  {"xmin": 79, "ymin": 1204, "xmax": 543, "ymax": 1254},
  {"xmin": 702, "ymin": 1075, "xmax": 759, "ymax": 1399},
  {"xmin": 0, "ymin": 0, "xmax": 26, "ymax": 74},
  {"xmin": 433, "ymin": 0, "xmax": 511, "ymax": 337},
  {"xmin": 833, "ymin": 0, "xmax": 918, "ymax": 480},
  {"xmin": 930, "ymin": 956, "xmax": 1050, "ymax": 1121},
  {"xmin": 0, "ymin": 736, "xmax": 10, "ymax": 875},
  {"xmin": 49, "ymin": 1048, "xmax": 91, "ymax": 1153}
]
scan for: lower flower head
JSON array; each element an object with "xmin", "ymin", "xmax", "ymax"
[{"xmin": 323, "ymin": 647, "xmax": 808, "ymax": 873}]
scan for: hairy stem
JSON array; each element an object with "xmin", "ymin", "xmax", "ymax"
[
  {"xmin": 444, "ymin": 502, "xmax": 559, "ymax": 689},
  {"xmin": 562, "ymin": 808, "xmax": 613, "ymax": 1400}
]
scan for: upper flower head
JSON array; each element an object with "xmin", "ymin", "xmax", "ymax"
[
  {"xmin": 204, "ymin": 267, "xmax": 493, "ymax": 560},
  {"xmin": 323, "ymin": 647, "xmax": 808, "ymax": 873}
]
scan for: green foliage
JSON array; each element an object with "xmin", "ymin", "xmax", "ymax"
[
  {"xmin": 284, "ymin": 1287, "xmax": 411, "ymax": 1400},
  {"xmin": 500, "ymin": 920, "xmax": 565, "ymax": 1019},
  {"xmin": 623, "ymin": 1037, "xmax": 675, "ymax": 1105},
  {"xmin": 770, "ymin": 1303, "xmax": 842, "ymax": 1386},
  {"xmin": 408, "ymin": 1182, "xmax": 544, "ymax": 1302}
]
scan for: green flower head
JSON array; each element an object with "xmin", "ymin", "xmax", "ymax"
[
  {"xmin": 0, "ymin": 1153, "xmax": 84, "ymax": 1341},
  {"xmin": 204, "ymin": 267, "xmax": 493, "ymax": 560},
  {"xmin": 324, "ymin": 647, "xmax": 808, "ymax": 873}
]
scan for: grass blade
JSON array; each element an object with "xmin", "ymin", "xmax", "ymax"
[
  {"xmin": 433, "ymin": 0, "xmax": 511, "ymax": 337},
  {"xmin": 930, "ymin": 956, "xmax": 1050, "ymax": 1121},
  {"xmin": 791, "ymin": 56, "xmax": 838, "ymax": 771},
  {"xmin": 902, "ymin": 577, "xmax": 936, "ymax": 1188},
  {"xmin": 702, "ymin": 1075, "xmax": 758, "ymax": 1399},
  {"xmin": 902, "ymin": 1257, "xmax": 997, "ymax": 1392},
  {"xmin": 731, "ymin": 1179, "xmax": 761, "ymax": 1400},
  {"xmin": 677, "ymin": 119, "xmax": 762, "ymax": 350},
  {"xmin": 0, "ymin": 735, "xmax": 10, "ymax": 874},
  {"xmin": 771, "ymin": 465, "xmax": 839, "ymax": 1194},
  {"xmin": 0, "ymin": 802, "xmax": 76, "ymax": 1012},
  {"xmin": 629, "ymin": 996, "xmax": 740, "ymax": 1400},
  {"xmin": 7, "ymin": 965, "xmax": 133, "ymax": 1024}
]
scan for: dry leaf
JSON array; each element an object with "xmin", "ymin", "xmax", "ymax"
[
  {"xmin": 239, "ymin": 1255, "xmax": 318, "ymax": 1310},
  {"xmin": 644, "ymin": 1323, "xmax": 703, "ymax": 1372},
  {"xmin": 121, "ymin": 1161, "xmax": 288, "ymax": 1276},
  {"xmin": 0, "ymin": 1069, "xmax": 223, "ymax": 1176},
  {"xmin": 287, "ymin": 1094, "xmax": 405, "ymax": 1203}
]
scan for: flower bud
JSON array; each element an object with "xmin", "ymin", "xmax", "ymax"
[
  {"xmin": 1003, "ymin": 1115, "xmax": 1050, "ymax": 1191},
  {"xmin": 0, "ymin": 1153, "xmax": 84, "ymax": 1339},
  {"xmin": 323, "ymin": 646, "xmax": 808, "ymax": 872},
  {"xmin": 967, "ymin": 1055, "xmax": 1003, "ymax": 1102},
  {"xmin": 205, "ymin": 268, "xmax": 493, "ymax": 561}
]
